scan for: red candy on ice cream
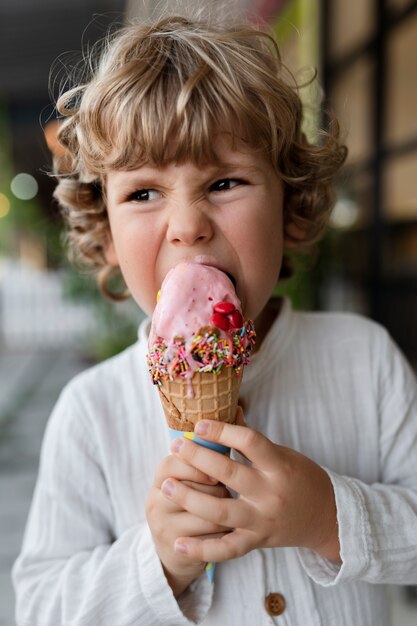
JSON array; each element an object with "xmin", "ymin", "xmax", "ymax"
[
  {"xmin": 210, "ymin": 312, "xmax": 231, "ymax": 332},
  {"xmin": 211, "ymin": 301, "xmax": 244, "ymax": 332},
  {"xmin": 229, "ymin": 310, "xmax": 243, "ymax": 329},
  {"xmin": 213, "ymin": 301, "xmax": 236, "ymax": 315}
]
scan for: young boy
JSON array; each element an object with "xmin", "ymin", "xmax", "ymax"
[{"xmin": 13, "ymin": 13, "xmax": 417, "ymax": 626}]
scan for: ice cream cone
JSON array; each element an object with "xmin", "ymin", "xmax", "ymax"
[
  {"xmin": 161, "ymin": 366, "xmax": 242, "ymax": 585},
  {"xmin": 147, "ymin": 262, "xmax": 256, "ymax": 584},
  {"xmin": 158, "ymin": 367, "xmax": 242, "ymax": 431}
]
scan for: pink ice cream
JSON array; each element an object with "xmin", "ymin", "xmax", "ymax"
[
  {"xmin": 149, "ymin": 262, "xmax": 241, "ymax": 344},
  {"xmin": 147, "ymin": 262, "xmax": 255, "ymax": 386}
]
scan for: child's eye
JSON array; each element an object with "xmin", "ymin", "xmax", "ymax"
[
  {"xmin": 127, "ymin": 188, "xmax": 160, "ymax": 202},
  {"xmin": 209, "ymin": 178, "xmax": 244, "ymax": 192}
]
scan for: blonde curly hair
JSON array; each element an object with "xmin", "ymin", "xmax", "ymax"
[{"xmin": 53, "ymin": 14, "xmax": 346, "ymax": 298}]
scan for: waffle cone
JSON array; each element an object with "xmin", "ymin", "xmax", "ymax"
[{"xmin": 158, "ymin": 367, "xmax": 242, "ymax": 431}]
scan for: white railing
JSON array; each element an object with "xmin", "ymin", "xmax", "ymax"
[{"xmin": 0, "ymin": 261, "xmax": 95, "ymax": 349}]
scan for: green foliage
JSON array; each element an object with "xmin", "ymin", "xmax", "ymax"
[
  {"xmin": 274, "ymin": 252, "xmax": 318, "ymax": 310},
  {"xmin": 62, "ymin": 269, "xmax": 142, "ymax": 361}
]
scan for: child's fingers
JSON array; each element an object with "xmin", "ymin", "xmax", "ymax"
[
  {"xmin": 153, "ymin": 454, "xmax": 218, "ymax": 488},
  {"xmin": 175, "ymin": 511, "xmax": 233, "ymax": 537},
  {"xmin": 192, "ymin": 419, "xmax": 277, "ymax": 470},
  {"xmin": 149, "ymin": 501, "xmax": 232, "ymax": 540},
  {"xmin": 175, "ymin": 528, "xmax": 254, "ymax": 563},
  {"xmin": 235, "ymin": 405, "xmax": 246, "ymax": 427},
  {"xmin": 181, "ymin": 481, "xmax": 230, "ymax": 499},
  {"xmin": 171, "ymin": 438, "xmax": 258, "ymax": 494},
  {"xmin": 161, "ymin": 477, "xmax": 249, "ymax": 529}
]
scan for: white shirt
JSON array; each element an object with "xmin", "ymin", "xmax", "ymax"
[{"xmin": 13, "ymin": 298, "xmax": 417, "ymax": 625}]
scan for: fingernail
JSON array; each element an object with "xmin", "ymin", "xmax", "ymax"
[
  {"xmin": 175, "ymin": 541, "xmax": 188, "ymax": 554},
  {"xmin": 195, "ymin": 421, "xmax": 209, "ymax": 436},
  {"xmin": 171, "ymin": 438, "xmax": 184, "ymax": 453},
  {"xmin": 161, "ymin": 479, "xmax": 175, "ymax": 497}
]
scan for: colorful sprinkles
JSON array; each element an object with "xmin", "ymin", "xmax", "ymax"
[{"xmin": 147, "ymin": 320, "xmax": 256, "ymax": 385}]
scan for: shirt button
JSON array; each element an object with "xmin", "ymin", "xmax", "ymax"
[{"xmin": 265, "ymin": 592, "xmax": 286, "ymax": 616}]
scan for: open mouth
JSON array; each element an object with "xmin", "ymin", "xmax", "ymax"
[
  {"xmin": 225, "ymin": 271, "xmax": 237, "ymax": 288},
  {"xmin": 190, "ymin": 256, "xmax": 237, "ymax": 289}
]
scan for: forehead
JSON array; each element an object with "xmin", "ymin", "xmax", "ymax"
[
  {"xmin": 106, "ymin": 134, "xmax": 271, "ymax": 182},
  {"xmin": 97, "ymin": 103, "xmax": 277, "ymax": 174}
]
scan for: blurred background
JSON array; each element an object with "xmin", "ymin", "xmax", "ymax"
[{"xmin": 1, "ymin": 1, "xmax": 417, "ymax": 624}]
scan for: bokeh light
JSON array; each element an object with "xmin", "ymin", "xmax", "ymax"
[
  {"xmin": 10, "ymin": 173, "xmax": 39, "ymax": 200},
  {"xmin": 329, "ymin": 198, "xmax": 360, "ymax": 229},
  {"xmin": 0, "ymin": 192, "xmax": 10, "ymax": 218}
]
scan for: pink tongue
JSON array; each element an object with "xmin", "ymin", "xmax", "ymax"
[{"xmin": 149, "ymin": 262, "xmax": 241, "ymax": 345}]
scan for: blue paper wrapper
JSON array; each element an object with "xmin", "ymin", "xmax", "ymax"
[
  {"xmin": 168, "ymin": 428, "xmax": 230, "ymax": 454},
  {"xmin": 168, "ymin": 427, "xmax": 230, "ymax": 583}
]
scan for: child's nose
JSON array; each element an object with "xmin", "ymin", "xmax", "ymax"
[{"xmin": 166, "ymin": 202, "xmax": 214, "ymax": 246}]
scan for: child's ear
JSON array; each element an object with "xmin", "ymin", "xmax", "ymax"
[{"xmin": 283, "ymin": 221, "xmax": 307, "ymax": 248}]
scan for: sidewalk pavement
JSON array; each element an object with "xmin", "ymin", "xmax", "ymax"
[
  {"xmin": 0, "ymin": 349, "xmax": 49, "ymax": 431},
  {"xmin": 0, "ymin": 346, "xmax": 88, "ymax": 626}
]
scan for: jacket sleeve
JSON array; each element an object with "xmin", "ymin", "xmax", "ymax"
[
  {"xmin": 12, "ymin": 386, "xmax": 212, "ymax": 625},
  {"xmin": 297, "ymin": 327, "xmax": 417, "ymax": 586}
]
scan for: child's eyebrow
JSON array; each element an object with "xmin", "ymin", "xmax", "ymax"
[
  {"xmin": 110, "ymin": 162, "xmax": 265, "ymax": 183},
  {"xmin": 106, "ymin": 156, "xmax": 271, "ymax": 194},
  {"xmin": 199, "ymin": 158, "xmax": 266, "ymax": 177},
  {"xmin": 106, "ymin": 170, "xmax": 161, "ymax": 189},
  {"xmin": 217, "ymin": 163, "xmax": 264, "ymax": 175}
]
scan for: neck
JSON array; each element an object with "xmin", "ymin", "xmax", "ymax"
[{"xmin": 252, "ymin": 297, "xmax": 282, "ymax": 354}]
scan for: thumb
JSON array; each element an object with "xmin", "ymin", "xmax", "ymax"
[{"xmin": 235, "ymin": 405, "xmax": 247, "ymax": 427}]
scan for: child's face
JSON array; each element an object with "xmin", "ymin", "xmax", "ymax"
[{"xmin": 104, "ymin": 135, "xmax": 284, "ymax": 323}]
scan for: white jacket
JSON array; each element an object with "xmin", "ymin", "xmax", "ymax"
[{"xmin": 13, "ymin": 299, "xmax": 417, "ymax": 625}]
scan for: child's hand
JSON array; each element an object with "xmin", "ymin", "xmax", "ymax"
[
  {"xmin": 164, "ymin": 411, "xmax": 340, "ymax": 565},
  {"xmin": 146, "ymin": 453, "xmax": 232, "ymax": 596}
]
